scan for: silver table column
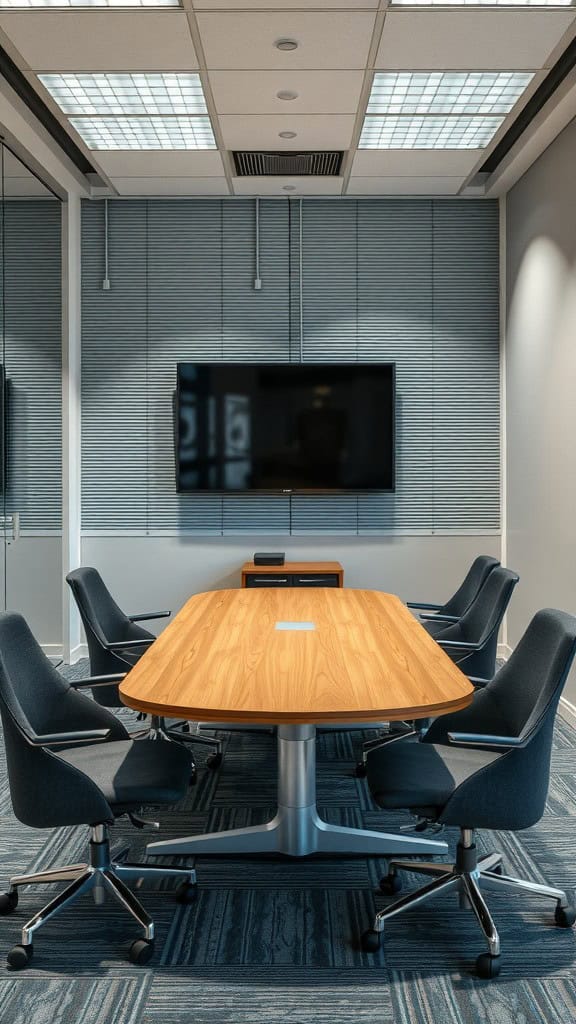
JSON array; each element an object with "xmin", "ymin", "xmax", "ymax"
[{"xmin": 146, "ymin": 724, "xmax": 447, "ymax": 859}]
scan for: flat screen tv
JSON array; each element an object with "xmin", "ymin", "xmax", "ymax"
[{"xmin": 175, "ymin": 363, "xmax": 395, "ymax": 494}]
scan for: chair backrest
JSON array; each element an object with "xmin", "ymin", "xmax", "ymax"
[
  {"xmin": 436, "ymin": 608, "xmax": 576, "ymax": 830},
  {"xmin": 0, "ymin": 611, "xmax": 125, "ymax": 828},
  {"xmin": 435, "ymin": 566, "xmax": 519, "ymax": 679},
  {"xmin": 440, "ymin": 555, "xmax": 500, "ymax": 618},
  {"xmin": 66, "ymin": 567, "xmax": 152, "ymax": 707}
]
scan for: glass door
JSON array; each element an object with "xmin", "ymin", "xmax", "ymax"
[{"xmin": 1, "ymin": 143, "xmax": 63, "ymax": 657}]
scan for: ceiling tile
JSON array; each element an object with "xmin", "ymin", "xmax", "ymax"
[
  {"xmin": 196, "ymin": 11, "xmax": 376, "ymax": 70},
  {"xmin": 219, "ymin": 114, "xmax": 355, "ymax": 150},
  {"xmin": 0, "ymin": 12, "xmax": 197, "ymax": 71},
  {"xmin": 352, "ymin": 149, "xmax": 483, "ymax": 176},
  {"xmin": 232, "ymin": 176, "xmax": 343, "ymax": 195},
  {"xmin": 194, "ymin": 1, "xmax": 378, "ymax": 8},
  {"xmin": 376, "ymin": 11, "xmax": 576, "ymax": 70},
  {"xmin": 347, "ymin": 176, "xmax": 463, "ymax": 195},
  {"xmin": 111, "ymin": 176, "xmax": 230, "ymax": 195},
  {"xmin": 208, "ymin": 70, "xmax": 364, "ymax": 115},
  {"xmin": 93, "ymin": 150, "xmax": 225, "ymax": 176}
]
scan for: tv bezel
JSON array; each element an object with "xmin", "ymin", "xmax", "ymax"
[{"xmin": 174, "ymin": 362, "xmax": 396, "ymax": 495}]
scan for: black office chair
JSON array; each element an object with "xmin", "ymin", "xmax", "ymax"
[
  {"xmin": 432, "ymin": 565, "xmax": 519, "ymax": 680},
  {"xmin": 0, "ymin": 612, "xmax": 196, "ymax": 969},
  {"xmin": 408, "ymin": 554, "xmax": 500, "ymax": 638},
  {"xmin": 355, "ymin": 567, "xmax": 519, "ymax": 777},
  {"xmin": 66, "ymin": 567, "xmax": 222, "ymax": 769},
  {"xmin": 359, "ymin": 608, "xmax": 576, "ymax": 978}
]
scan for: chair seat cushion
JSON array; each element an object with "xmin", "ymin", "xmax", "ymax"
[
  {"xmin": 366, "ymin": 737, "xmax": 500, "ymax": 814},
  {"xmin": 58, "ymin": 738, "xmax": 190, "ymax": 811}
]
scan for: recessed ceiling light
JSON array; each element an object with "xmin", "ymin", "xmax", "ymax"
[
  {"xmin": 277, "ymin": 90, "xmax": 299, "ymax": 102},
  {"xmin": 279, "ymin": 131, "xmax": 297, "ymax": 139},
  {"xmin": 69, "ymin": 116, "xmax": 216, "ymax": 150},
  {"xmin": 275, "ymin": 39, "xmax": 298, "ymax": 51},
  {"xmin": 0, "ymin": 0, "xmax": 178, "ymax": 6},
  {"xmin": 38, "ymin": 73, "xmax": 208, "ymax": 116},
  {"xmin": 361, "ymin": 70, "xmax": 534, "ymax": 150},
  {"xmin": 283, "ymin": 185, "xmax": 296, "ymax": 191}
]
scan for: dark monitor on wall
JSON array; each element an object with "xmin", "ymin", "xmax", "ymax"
[{"xmin": 175, "ymin": 363, "xmax": 395, "ymax": 494}]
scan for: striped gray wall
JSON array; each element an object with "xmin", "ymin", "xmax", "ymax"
[
  {"xmin": 2, "ymin": 200, "xmax": 62, "ymax": 532},
  {"xmin": 81, "ymin": 198, "xmax": 500, "ymax": 536}
]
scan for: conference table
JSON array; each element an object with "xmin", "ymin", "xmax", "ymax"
[{"xmin": 119, "ymin": 587, "xmax": 473, "ymax": 860}]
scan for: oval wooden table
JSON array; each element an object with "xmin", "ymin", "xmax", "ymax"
[{"xmin": 120, "ymin": 588, "xmax": 473, "ymax": 859}]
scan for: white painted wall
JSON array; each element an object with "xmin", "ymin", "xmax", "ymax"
[
  {"xmin": 81, "ymin": 533, "xmax": 500, "ymax": 644},
  {"xmin": 506, "ymin": 115, "xmax": 576, "ymax": 703}
]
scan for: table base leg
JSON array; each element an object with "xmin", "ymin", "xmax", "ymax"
[{"xmin": 146, "ymin": 724, "xmax": 448, "ymax": 859}]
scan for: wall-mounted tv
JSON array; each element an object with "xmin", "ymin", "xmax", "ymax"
[{"xmin": 175, "ymin": 363, "xmax": 395, "ymax": 494}]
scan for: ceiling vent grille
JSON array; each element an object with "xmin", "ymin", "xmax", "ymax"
[{"xmin": 232, "ymin": 151, "xmax": 343, "ymax": 177}]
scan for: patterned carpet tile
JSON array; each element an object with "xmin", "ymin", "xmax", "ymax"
[
  {"xmin": 0, "ymin": 977, "xmax": 152, "ymax": 1024},
  {"xmin": 142, "ymin": 973, "xmax": 394, "ymax": 1024},
  {"xmin": 389, "ymin": 972, "xmax": 576, "ymax": 1024}
]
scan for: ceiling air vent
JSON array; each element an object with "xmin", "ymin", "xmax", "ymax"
[{"xmin": 232, "ymin": 151, "xmax": 344, "ymax": 177}]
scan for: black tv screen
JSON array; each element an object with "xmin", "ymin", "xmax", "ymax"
[{"xmin": 175, "ymin": 363, "xmax": 395, "ymax": 493}]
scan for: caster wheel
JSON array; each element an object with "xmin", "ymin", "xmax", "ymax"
[
  {"xmin": 206, "ymin": 752, "xmax": 222, "ymax": 770},
  {"xmin": 128, "ymin": 938, "xmax": 154, "ymax": 966},
  {"xmin": 360, "ymin": 929, "xmax": 382, "ymax": 953},
  {"xmin": 7, "ymin": 944, "xmax": 33, "ymax": 970},
  {"xmin": 475, "ymin": 953, "xmax": 501, "ymax": 979},
  {"xmin": 555, "ymin": 905, "xmax": 576, "ymax": 928},
  {"xmin": 175, "ymin": 881, "xmax": 197, "ymax": 905},
  {"xmin": 0, "ymin": 890, "xmax": 18, "ymax": 915},
  {"xmin": 379, "ymin": 873, "xmax": 402, "ymax": 896},
  {"xmin": 354, "ymin": 761, "xmax": 367, "ymax": 778}
]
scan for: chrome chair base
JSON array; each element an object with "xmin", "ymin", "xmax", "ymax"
[
  {"xmin": 1, "ymin": 824, "xmax": 195, "ymax": 968},
  {"xmin": 361, "ymin": 827, "xmax": 574, "ymax": 978}
]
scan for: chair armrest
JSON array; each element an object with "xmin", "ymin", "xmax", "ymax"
[
  {"xmin": 26, "ymin": 728, "xmax": 111, "ymax": 748},
  {"xmin": 447, "ymin": 732, "xmax": 524, "ymax": 750},
  {"xmin": 419, "ymin": 613, "xmax": 459, "ymax": 623},
  {"xmin": 436, "ymin": 639, "xmax": 482, "ymax": 652},
  {"xmin": 407, "ymin": 602, "xmax": 442, "ymax": 611},
  {"xmin": 69, "ymin": 673, "xmax": 127, "ymax": 689},
  {"xmin": 128, "ymin": 611, "xmax": 171, "ymax": 622},
  {"xmin": 105, "ymin": 639, "xmax": 155, "ymax": 652},
  {"xmin": 466, "ymin": 675, "xmax": 492, "ymax": 688}
]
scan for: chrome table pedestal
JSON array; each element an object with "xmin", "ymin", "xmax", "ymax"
[{"xmin": 146, "ymin": 724, "xmax": 448, "ymax": 859}]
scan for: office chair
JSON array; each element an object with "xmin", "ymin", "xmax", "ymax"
[
  {"xmin": 408, "ymin": 554, "xmax": 500, "ymax": 638},
  {"xmin": 359, "ymin": 608, "xmax": 576, "ymax": 978},
  {"xmin": 0, "ymin": 612, "xmax": 196, "ymax": 969},
  {"xmin": 66, "ymin": 567, "xmax": 222, "ymax": 770},
  {"xmin": 355, "ymin": 566, "xmax": 520, "ymax": 777}
]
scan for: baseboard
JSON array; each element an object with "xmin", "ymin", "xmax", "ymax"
[
  {"xmin": 42, "ymin": 643, "xmax": 63, "ymax": 660},
  {"xmin": 560, "ymin": 696, "xmax": 576, "ymax": 727},
  {"xmin": 497, "ymin": 643, "xmax": 512, "ymax": 661},
  {"xmin": 69, "ymin": 642, "xmax": 88, "ymax": 664}
]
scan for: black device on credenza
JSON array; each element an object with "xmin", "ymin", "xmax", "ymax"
[
  {"xmin": 175, "ymin": 363, "xmax": 395, "ymax": 494},
  {"xmin": 254, "ymin": 552, "xmax": 285, "ymax": 566}
]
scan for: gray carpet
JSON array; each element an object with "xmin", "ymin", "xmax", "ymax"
[{"xmin": 0, "ymin": 660, "xmax": 575, "ymax": 1023}]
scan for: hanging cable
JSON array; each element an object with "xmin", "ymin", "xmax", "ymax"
[
  {"xmin": 102, "ymin": 199, "xmax": 110, "ymax": 291},
  {"xmin": 253, "ymin": 196, "xmax": 262, "ymax": 290}
]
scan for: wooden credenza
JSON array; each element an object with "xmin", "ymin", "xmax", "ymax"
[{"xmin": 241, "ymin": 560, "xmax": 344, "ymax": 589}]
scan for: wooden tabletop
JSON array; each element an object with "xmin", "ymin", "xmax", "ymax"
[{"xmin": 119, "ymin": 588, "xmax": 473, "ymax": 724}]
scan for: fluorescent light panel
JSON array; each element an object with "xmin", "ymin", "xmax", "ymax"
[
  {"xmin": 367, "ymin": 72, "xmax": 534, "ymax": 116},
  {"xmin": 362, "ymin": 70, "xmax": 534, "ymax": 149},
  {"xmin": 39, "ymin": 73, "xmax": 208, "ymax": 116},
  {"xmin": 69, "ymin": 116, "xmax": 216, "ymax": 150},
  {"xmin": 360, "ymin": 116, "xmax": 503, "ymax": 149},
  {"xmin": 390, "ymin": 1, "xmax": 574, "ymax": 6},
  {"xmin": 0, "ymin": 0, "xmax": 178, "ymax": 6}
]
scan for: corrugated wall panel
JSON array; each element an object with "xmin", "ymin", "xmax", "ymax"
[
  {"xmin": 81, "ymin": 198, "xmax": 500, "ymax": 536},
  {"xmin": 3, "ymin": 201, "xmax": 62, "ymax": 532}
]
